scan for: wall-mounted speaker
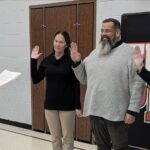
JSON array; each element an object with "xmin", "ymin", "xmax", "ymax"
[{"xmin": 121, "ymin": 12, "xmax": 150, "ymax": 42}]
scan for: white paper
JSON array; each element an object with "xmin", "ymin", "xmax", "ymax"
[{"xmin": 0, "ymin": 69, "xmax": 21, "ymax": 86}]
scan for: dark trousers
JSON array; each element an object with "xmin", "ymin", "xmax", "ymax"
[{"xmin": 90, "ymin": 116, "xmax": 129, "ymax": 150}]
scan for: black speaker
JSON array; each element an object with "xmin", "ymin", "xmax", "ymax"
[{"xmin": 121, "ymin": 12, "xmax": 150, "ymax": 42}]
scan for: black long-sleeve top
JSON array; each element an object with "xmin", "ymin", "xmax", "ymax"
[
  {"xmin": 138, "ymin": 66, "xmax": 150, "ymax": 85},
  {"xmin": 31, "ymin": 53, "xmax": 81, "ymax": 111}
]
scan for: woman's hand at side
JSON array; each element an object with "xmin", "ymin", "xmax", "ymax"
[{"xmin": 75, "ymin": 109, "xmax": 83, "ymax": 118}]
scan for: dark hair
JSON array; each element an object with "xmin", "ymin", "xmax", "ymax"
[
  {"xmin": 54, "ymin": 30, "xmax": 71, "ymax": 55},
  {"xmin": 102, "ymin": 18, "xmax": 121, "ymax": 29}
]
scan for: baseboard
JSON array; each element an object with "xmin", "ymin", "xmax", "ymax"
[{"xmin": 0, "ymin": 118, "xmax": 31, "ymax": 129}]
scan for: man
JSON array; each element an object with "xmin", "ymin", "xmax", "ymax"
[{"xmin": 70, "ymin": 18, "xmax": 145, "ymax": 150}]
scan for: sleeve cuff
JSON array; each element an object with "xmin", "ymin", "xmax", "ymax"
[
  {"xmin": 31, "ymin": 58, "xmax": 38, "ymax": 64},
  {"xmin": 72, "ymin": 60, "xmax": 81, "ymax": 68},
  {"xmin": 127, "ymin": 110, "xmax": 138, "ymax": 117}
]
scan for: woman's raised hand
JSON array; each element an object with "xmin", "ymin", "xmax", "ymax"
[
  {"xmin": 31, "ymin": 45, "xmax": 43, "ymax": 59},
  {"xmin": 70, "ymin": 42, "xmax": 81, "ymax": 63}
]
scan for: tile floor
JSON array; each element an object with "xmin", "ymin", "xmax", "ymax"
[
  {"xmin": 0, "ymin": 123, "xmax": 97, "ymax": 150},
  {"xmin": 0, "ymin": 123, "xmax": 148, "ymax": 150}
]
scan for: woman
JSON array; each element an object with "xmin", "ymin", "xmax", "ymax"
[
  {"xmin": 134, "ymin": 45, "xmax": 150, "ymax": 84},
  {"xmin": 31, "ymin": 31, "xmax": 82, "ymax": 150}
]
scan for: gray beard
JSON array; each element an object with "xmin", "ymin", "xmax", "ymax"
[{"xmin": 99, "ymin": 40, "xmax": 112, "ymax": 56}]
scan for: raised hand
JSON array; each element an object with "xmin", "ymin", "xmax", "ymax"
[
  {"xmin": 31, "ymin": 45, "xmax": 43, "ymax": 59},
  {"xmin": 133, "ymin": 46, "xmax": 144, "ymax": 71},
  {"xmin": 70, "ymin": 42, "xmax": 81, "ymax": 63}
]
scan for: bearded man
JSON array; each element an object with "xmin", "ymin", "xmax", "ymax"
[{"xmin": 70, "ymin": 18, "xmax": 145, "ymax": 150}]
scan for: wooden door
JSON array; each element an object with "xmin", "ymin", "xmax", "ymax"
[
  {"xmin": 30, "ymin": 4, "xmax": 77, "ymax": 132},
  {"xmin": 75, "ymin": 1, "xmax": 96, "ymax": 142},
  {"xmin": 30, "ymin": 8, "xmax": 45, "ymax": 131}
]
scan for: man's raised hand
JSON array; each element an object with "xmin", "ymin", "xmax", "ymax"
[{"xmin": 70, "ymin": 42, "xmax": 81, "ymax": 63}]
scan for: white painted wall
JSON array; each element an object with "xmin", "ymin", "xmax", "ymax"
[
  {"xmin": 0, "ymin": 0, "xmax": 73, "ymax": 125},
  {"xmin": 0, "ymin": 0, "xmax": 150, "ymax": 125}
]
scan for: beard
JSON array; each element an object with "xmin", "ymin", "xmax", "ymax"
[{"xmin": 99, "ymin": 36, "xmax": 114, "ymax": 56}]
